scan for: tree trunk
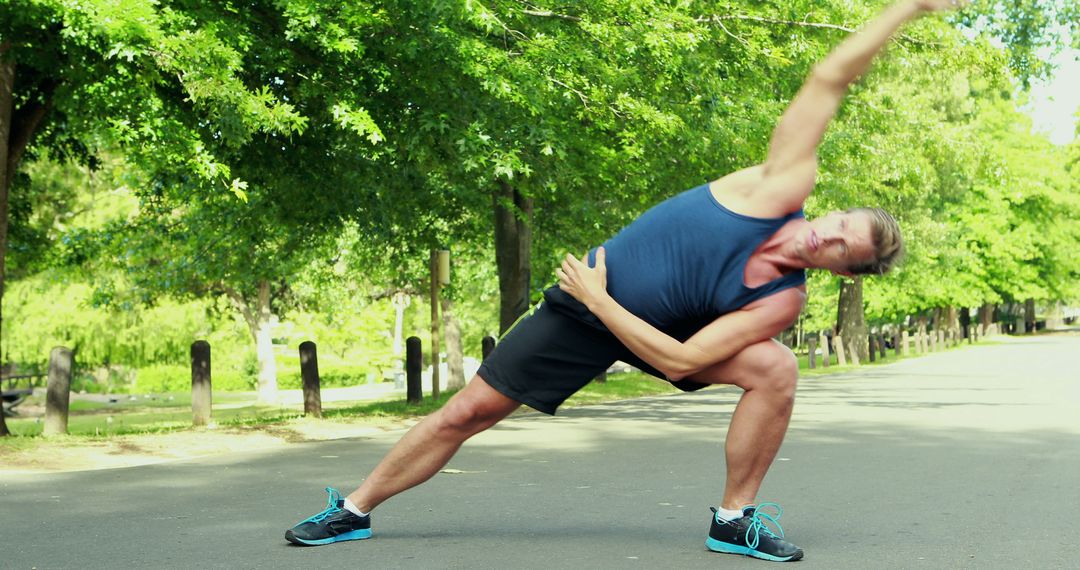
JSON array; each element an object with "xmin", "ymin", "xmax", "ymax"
[
  {"xmin": 493, "ymin": 180, "xmax": 533, "ymax": 334},
  {"xmin": 1024, "ymin": 298, "xmax": 1036, "ymax": 333},
  {"xmin": 226, "ymin": 281, "xmax": 279, "ymax": 404},
  {"xmin": 441, "ymin": 298, "xmax": 465, "ymax": 390},
  {"xmin": 391, "ymin": 292, "xmax": 408, "ymax": 357},
  {"xmin": 944, "ymin": 306, "xmax": 958, "ymax": 331},
  {"xmin": 979, "ymin": 303, "xmax": 994, "ymax": 334},
  {"xmin": 0, "ymin": 50, "xmax": 14, "ymax": 437},
  {"xmin": 0, "ymin": 46, "xmax": 55, "ymax": 436},
  {"xmin": 253, "ymin": 281, "xmax": 278, "ymax": 403},
  {"xmin": 835, "ymin": 277, "xmax": 868, "ymax": 361}
]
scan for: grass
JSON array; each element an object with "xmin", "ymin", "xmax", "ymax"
[
  {"xmin": 0, "ymin": 335, "xmax": 994, "ymax": 445},
  {"xmin": 0, "ymin": 371, "xmax": 680, "ymax": 442}
]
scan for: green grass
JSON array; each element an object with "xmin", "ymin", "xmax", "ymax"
[
  {"xmin": 563, "ymin": 372, "xmax": 680, "ymax": 407},
  {"xmin": 1, "ymin": 336, "xmax": 994, "ymax": 444},
  {"xmin": 1, "ymin": 372, "xmax": 680, "ymax": 440}
]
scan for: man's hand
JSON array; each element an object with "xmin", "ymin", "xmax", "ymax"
[
  {"xmin": 556, "ymin": 247, "xmax": 609, "ymax": 310},
  {"xmin": 914, "ymin": 0, "xmax": 968, "ymax": 13}
]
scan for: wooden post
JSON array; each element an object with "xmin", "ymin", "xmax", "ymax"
[
  {"xmin": 44, "ymin": 347, "xmax": 73, "ymax": 436},
  {"xmin": 819, "ymin": 332, "xmax": 830, "ymax": 368},
  {"xmin": 878, "ymin": 334, "xmax": 888, "ymax": 359},
  {"xmin": 901, "ymin": 331, "xmax": 909, "ymax": 356},
  {"xmin": 807, "ymin": 336, "xmax": 817, "ymax": 369},
  {"xmin": 191, "ymin": 340, "xmax": 212, "ymax": 427},
  {"xmin": 834, "ymin": 335, "xmax": 847, "ymax": 366},
  {"xmin": 406, "ymin": 336, "xmax": 423, "ymax": 405},
  {"xmin": 893, "ymin": 333, "xmax": 900, "ymax": 357},
  {"xmin": 482, "ymin": 336, "xmax": 496, "ymax": 360},
  {"xmin": 299, "ymin": 341, "xmax": 322, "ymax": 418},
  {"xmin": 868, "ymin": 335, "xmax": 877, "ymax": 363},
  {"xmin": 847, "ymin": 338, "xmax": 861, "ymax": 366}
]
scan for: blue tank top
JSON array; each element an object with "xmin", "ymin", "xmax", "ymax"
[{"xmin": 545, "ymin": 183, "xmax": 805, "ymax": 338}]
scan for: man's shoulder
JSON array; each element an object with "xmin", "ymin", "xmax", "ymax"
[{"xmin": 710, "ymin": 164, "xmax": 811, "ymax": 218}]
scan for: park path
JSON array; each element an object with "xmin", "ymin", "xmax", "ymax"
[{"xmin": 2, "ymin": 333, "xmax": 1078, "ymax": 569}]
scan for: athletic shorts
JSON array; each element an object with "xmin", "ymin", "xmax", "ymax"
[{"xmin": 477, "ymin": 290, "xmax": 709, "ymax": 415}]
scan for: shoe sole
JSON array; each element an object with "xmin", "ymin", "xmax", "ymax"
[
  {"xmin": 285, "ymin": 528, "xmax": 373, "ymax": 546},
  {"xmin": 705, "ymin": 537, "xmax": 803, "ymax": 562}
]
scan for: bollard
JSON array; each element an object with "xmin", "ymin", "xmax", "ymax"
[
  {"xmin": 807, "ymin": 337, "xmax": 817, "ymax": 369},
  {"xmin": 820, "ymin": 332, "xmax": 830, "ymax": 368},
  {"xmin": 44, "ymin": 347, "xmax": 73, "ymax": 436},
  {"xmin": 868, "ymin": 336, "xmax": 877, "ymax": 363},
  {"xmin": 299, "ymin": 341, "xmax": 322, "ymax": 418},
  {"xmin": 191, "ymin": 340, "xmax": 212, "ymax": 427},
  {"xmin": 406, "ymin": 336, "xmax": 423, "ymax": 405},
  {"xmin": 834, "ymin": 335, "xmax": 847, "ymax": 366},
  {"xmin": 482, "ymin": 336, "xmax": 496, "ymax": 360},
  {"xmin": 901, "ymin": 331, "xmax": 909, "ymax": 356},
  {"xmin": 893, "ymin": 333, "xmax": 900, "ymax": 357}
]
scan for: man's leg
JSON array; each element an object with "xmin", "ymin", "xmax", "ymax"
[
  {"xmin": 686, "ymin": 338, "xmax": 799, "ymax": 511},
  {"xmin": 347, "ymin": 374, "xmax": 520, "ymax": 513}
]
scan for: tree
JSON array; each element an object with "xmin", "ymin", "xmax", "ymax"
[{"xmin": 0, "ymin": 0, "xmax": 311, "ymax": 423}]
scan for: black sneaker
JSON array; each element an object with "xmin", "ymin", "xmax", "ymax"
[
  {"xmin": 285, "ymin": 487, "xmax": 373, "ymax": 546},
  {"xmin": 705, "ymin": 503, "xmax": 804, "ymax": 562}
]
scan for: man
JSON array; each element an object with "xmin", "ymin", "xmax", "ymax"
[{"xmin": 285, "ymin": 0, "xmax": 961, "ymax": 561}]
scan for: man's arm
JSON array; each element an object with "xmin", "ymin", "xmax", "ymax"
[
  {"xmin": 761, "ymin": 0, "xmax": 962, "ymax": 211},
  {"xmin": 557, "ymin": 249, "xmax": 804, "ymax": 380},
  {"xmin": 587, "ymin": 290, "xmax": 803, "ymax": 381}
]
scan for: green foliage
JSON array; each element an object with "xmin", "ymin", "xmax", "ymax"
[{"xmin": 5, "ymin": 0, "xmax": 1079, "ymax": 403}]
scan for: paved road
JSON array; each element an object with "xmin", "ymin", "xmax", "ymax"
[{"xmin": 3, "ymin": 334, "xmax": 1078, "ymax": 569}]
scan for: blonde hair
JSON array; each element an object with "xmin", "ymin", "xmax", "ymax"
[{"xmin": 846, "ymin": 207, "xmax": 904, "ymax": 275}]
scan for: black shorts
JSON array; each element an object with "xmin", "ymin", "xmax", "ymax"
[{"xmin": 477, "ymin": 291, "xmax": 709, "ymax": 415}]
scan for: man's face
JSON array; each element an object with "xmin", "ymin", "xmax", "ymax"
[{"xmin": 797, "ymin": 210, "xmax": 876, "ymax": 275}]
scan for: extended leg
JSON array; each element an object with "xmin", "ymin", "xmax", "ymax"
[{"xmin": 347, "ymin": 375, "xmax": 520, "ymax": 513}]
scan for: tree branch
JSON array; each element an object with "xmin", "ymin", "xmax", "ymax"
[
  {"xmin": 521, "ymin": 9, "xmax": 581, "ymax": 22},
  {"xmin": 696, "ymin": 14, "xmax": 931, "ymax": 46},
  {"xmin": 697, "ymin": 14, "xmax": 857, "ymax": 34}
]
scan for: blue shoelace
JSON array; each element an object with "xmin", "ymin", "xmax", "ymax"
[
  {"xmin": 743, "ymin": 502, "xmax": 787, "ymax": 550},
  {"xmin": 301, "ymin": 487, "xmax": 344, "ymax": 524}
]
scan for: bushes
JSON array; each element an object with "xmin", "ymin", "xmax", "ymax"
[
  {"xmin": 134, "ymin": 364, "xmax": 255, "ymax": 393},
  {"xmin": 275, "ymin": 363, "xmax": 374, "ymax": 390},
  {"xmin": 131, "ymin": 362, "xmax": 372, "ymax": 393}
]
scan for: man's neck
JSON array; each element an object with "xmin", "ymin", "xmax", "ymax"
[{"xmin": 752, "ymin": 218, "xmax": 811, "ymax": 273}]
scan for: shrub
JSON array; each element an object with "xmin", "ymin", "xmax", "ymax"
[{"xmin": 134, "ymin": 364, "xmax": 256, "ymax": 393}]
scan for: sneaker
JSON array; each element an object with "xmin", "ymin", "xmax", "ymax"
[
  {"xmin": 285, "ymin": 487, "xmax": 373, "ymax": 546},
  {"xmin": 705, "ymin": 503, "xmax": 804, "ymax": 562}
]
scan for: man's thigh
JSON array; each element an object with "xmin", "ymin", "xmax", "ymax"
[{"xmin": 683, "ymin": 339, "xmax": 796, "ymax": 390}]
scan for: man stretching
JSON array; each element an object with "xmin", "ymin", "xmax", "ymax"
[{"xmin": 286, "ymin": 0, "xmax": 961, "ymax": 561}]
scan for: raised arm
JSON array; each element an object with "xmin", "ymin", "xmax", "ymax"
[{"xmin": 761, "ymin": 0, "xmax": 964, "ymax": 211}]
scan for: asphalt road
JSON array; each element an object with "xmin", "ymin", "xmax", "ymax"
[{"xmin": 3, "ymin": 333, "xmax": 1078, "ymax": 569}]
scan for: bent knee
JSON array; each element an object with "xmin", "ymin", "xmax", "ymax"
[
  {"xmin": 742, "ymin": 341, "xmax": 798, "ymax": 395},
  {"xmin": 435, "ymin": 385, "xmax": 512, "ymax": 435}
]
